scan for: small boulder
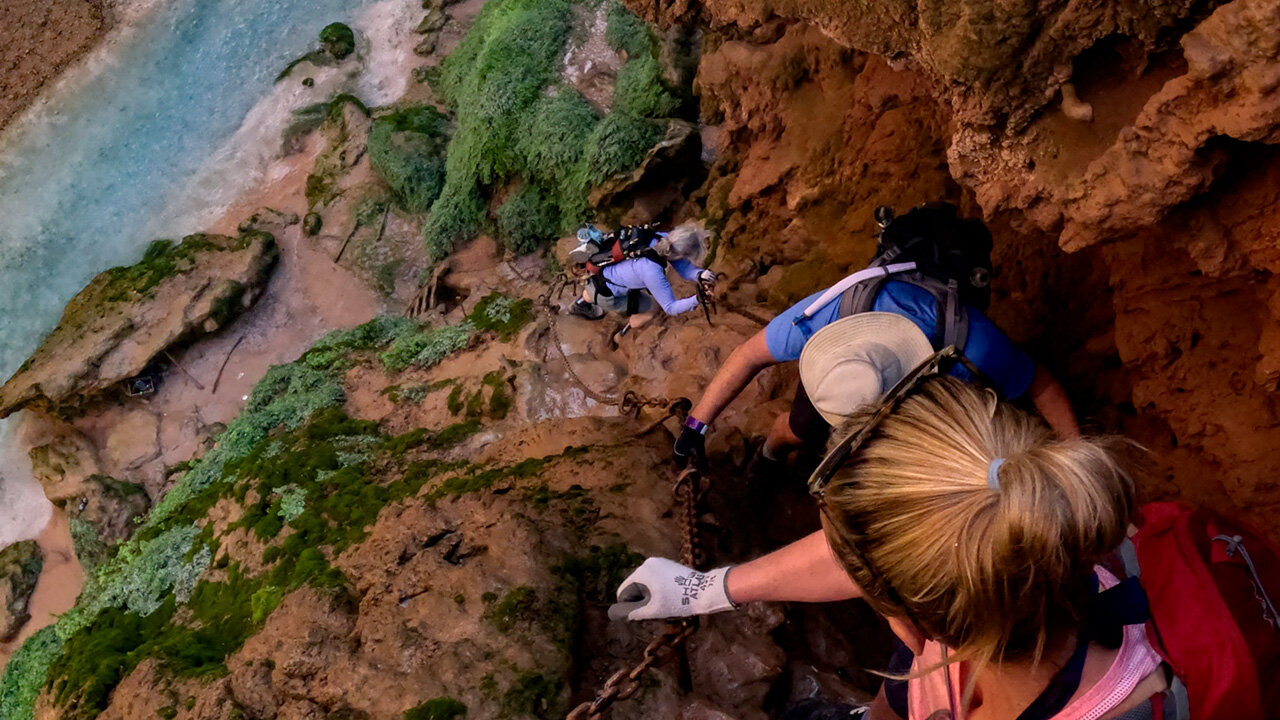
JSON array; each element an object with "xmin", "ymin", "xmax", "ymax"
[
  {"xmin": 319, "ymin": 22, "xmax": 356, "ymax": 61},
  {"xmin": 415, "ymin": 35, "xmax": 439, "ymax": 56},
  {"xmin": 302, "ymin": 212, "xmax": 323, "ymax": 236},
  {"xmin": 29, "ymin": 424, "xmax": 102, "ymax": 504},
  {"xmin": 0, "ymin": 232, "xmax": 279, "ymax": 418},
  {"xmin": 239, "ymin": 207, "xmax": 300, "ymax": 234},
  {"xmin": 415, "ymin": 9, "xmax": 447, "ymax": 34},
  {"xmin": 67, "ymin": 475, "xmax": 151, "ymax": 547},
  {"xmin": 0, "ymin": 540, "xmax": 43, "ymax": 642}
]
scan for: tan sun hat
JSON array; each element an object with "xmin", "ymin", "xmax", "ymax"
[{"xmin": 798, "ymin": 312, "xmax": 935, "ymax": 427}]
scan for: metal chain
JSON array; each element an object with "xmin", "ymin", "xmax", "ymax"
[
  {"xmin": 698, "ymin": 272, "xmax": 769, "ymax": 328},
  {"xmin": 538, "ymin": 272, "xmax": 683, "ymax": 416},
  {"xmin": 564, "ymin": 469, "xmax": 707, "ymax": 720}
]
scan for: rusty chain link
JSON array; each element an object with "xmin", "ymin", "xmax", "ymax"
[{"xmin": 565, "ymin": 467, "xmax": 707, "ymax": 720}]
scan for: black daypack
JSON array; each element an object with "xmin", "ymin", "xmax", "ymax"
[
  {"xmin": 837, "ymin": 203, "xmax": 994, "ymax": 350},
  {"xmin": 584, "ymin": 224, "xmax": 667, "ymax": 274}
]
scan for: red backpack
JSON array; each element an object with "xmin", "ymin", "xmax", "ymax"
[{"xmin": 1123, "ymin": 502, "xmax": 1280, "ymax": 719}]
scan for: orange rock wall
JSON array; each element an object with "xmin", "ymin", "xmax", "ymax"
[{"xmin": 645, "ymin": 3, "xmax": 1280, "ymax": 535}]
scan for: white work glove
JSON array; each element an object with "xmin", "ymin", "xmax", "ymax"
[
  {"xmin": 608, "ymin": 558, "xmax": 736, "ymax": 621},
  {"xmin": 697, "ymin": 269, "xmax": 717, "ymax": 284}
]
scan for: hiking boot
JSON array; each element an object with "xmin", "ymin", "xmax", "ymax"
[
  {"xmin": 569, "ymin": 299, "xmax": 605, "ymax": 320},
  {"xmin": 567, "ymin": 241, "xmax": 599, "ymax": 265}
]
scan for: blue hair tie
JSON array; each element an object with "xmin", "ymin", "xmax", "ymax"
[{"xmin": 987, "ymin": 458, "xmax": 1006, "ymax": 491}]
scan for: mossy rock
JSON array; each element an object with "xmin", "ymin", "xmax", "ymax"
[
  {"xmin": 0, "ymin": 232, "xmax": 279, "ymax": 418},
  {"xmin": 320, "ymin": 23, "xmax": 356, "ymax": 60},
  {"xmin": 303, "ymin": 212, "xmax": 323, "ymax": 236},
  {"xmin": 0, "ymin": 541, "xmax": 43, "ymax": 642}
]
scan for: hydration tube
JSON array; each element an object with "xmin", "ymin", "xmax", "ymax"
[{"xmin": 792, "ymin": 262, "xmax": 918, "ymax": 326}]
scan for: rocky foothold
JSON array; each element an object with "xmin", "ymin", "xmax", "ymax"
[
  {"xmin": 302, "ymin": 212, "xmax": 323, "ymax": 236},
  {"xmin": 238, "ymin": 207, "xmax": 300, "ymax": 234},
  {"xmin": 0, "ymin": 540, "xmax": 43, "ymax": 642},
  {"xmin": 0, "ymin": 232, "xmax": 279, "ymax": 418},
  {"xmin": 415, "ymin": 10, "xmax": 447, "ymax": 34}
]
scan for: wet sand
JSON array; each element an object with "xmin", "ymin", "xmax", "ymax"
[
  {"xmin": 0, "ymin": 0, "xmax": 111, "ymax": 132},
  {"xmin": 0, "ymin": 509, "xmax": 82, "ymax": 669}
]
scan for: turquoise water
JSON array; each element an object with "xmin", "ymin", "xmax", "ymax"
[
  {"xmin": 0, "ymin": 0, "xmax": 411, "ymax": 542},
  {"xmin": 0, "ymin": 0, "xmax": 383, "ymax": 382}
]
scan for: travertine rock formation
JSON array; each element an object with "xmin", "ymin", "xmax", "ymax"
[{"xmin": 0, "ymin": 232, "xmax": 278, "ymax": 418}]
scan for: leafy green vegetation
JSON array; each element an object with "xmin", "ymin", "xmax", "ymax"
[
  {"xmin": 579, "ymin": 113, "xmax": 664, "ymax": 188},
  {"xmin": 419, "ymin": 0, "xmax": 676, "ymax": 260},
  {"xmin": 67, "ymin": 519, "xmax": 110, "ymax": 577},
  {"xmin": 406, "ymin": 697, "xmax": 468, "ymax": 720},
  {"xmin": 381, "ymin": 323, "xmax": 475, "ymax": 372},
  {"xmin": 495, "ymin": 185, "xmax": 560, "ymax": 254},
  {"xmin": 604, "ymin": 0, "xmax": 654, "ymax": 57},
  {"xmin": 467, "ymin": 292, "xmax": 534, "ymax": 341},
  {"xmin": 369, "ymin": 105, "xmax": 451, "ymax": 213},
  {"xmin": 0, "ymin": 309, "xmax": 569, "ymax": 720},
  {"xmin": 612, "ymin": 55, "xmax": 679, "ymax": 118}
]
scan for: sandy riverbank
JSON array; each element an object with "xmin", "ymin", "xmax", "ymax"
[
  {"xmin": 0, "ymin": 125, "xmax": 385, "ymax": 674},
  {"xmin": 0, "ymin": 509, "xmax": 81, "ymax": 670},
  {"xmin": 0, "ymin": 1, "xmax": 112, "ymax": 132}
]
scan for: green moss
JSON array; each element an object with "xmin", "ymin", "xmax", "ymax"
[
  {"xmin": 481, "ymin": 591, "xmax": 498, "ymax": 604},
  {"xmin": 422, "ymin": 0, "xmax": 575, "ymax": 258},
  {"xmin": 68, "ymin": 519, "xmax": 111, "ymax": 576},
  {"xmin": 250, "ymin": 586, "xmax": 285, "ymax": 624},
  {"xmin": 466, "ymin": 293, "xmax": 534, "ymax": 341},
  {"xmin": 463, "ymin": 389, "xmax": 485, "ymax": 418},
  {"xmin": 429, "ymin": 420, "xmax": 482, "ymax": 448},
  {"xmin": 158, "ymin": 707, "xmax": 177, "ymax": 720},
  {"xmin": 447, "ymin": 384, "xmax": 465, "ymax": 415},
  {"xmin": 320, "ymin": 22, "xmax": 356, "ymax": 59},
  {"xmin": 453, "ymin": 593, "xmax": 466, "ymax": 605},
  {"xmin": 483, "ymin": 371, "xmax": 512, "ymax": 420},
  {"xmin": 604, "ymin": 0, "xmax": 654, "ymax": 57},
  {"xmin": 381, "ymin": 323, "xmax": 474, "ymax": 372},
  {"xmin": 517, "ymin": 90, "xmax": 599, "ymax": 219},
  {"xmin": 612, "ymin": 55, "xmax": 678, "ymax": 118},
  {"xmin": 100, "ymin": 234, "xmax": 244, "ymax": 302},
  {"xmin": 495, "ymin": 185, "xmax": 560, "ymax": 254},
  {"xmin": 482, "ymin": 586, "xmax": 537, "ymax": 632},
  {"xmin": 501, "ymin": 672, "xmax": 562, "ymax": 719},
  {"xmin": 405, "ymin": 697, "xmax": 467, "ymax": 720},
  {"xmin": 369, "ymin": 105, "xmax": 450, "ymax": 214},
  {"xmin": 579, "ymin": 113, "xmax": 664, "ymax": 188}
]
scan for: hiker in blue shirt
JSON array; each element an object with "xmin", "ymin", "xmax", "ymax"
[
  {"xmin": 671, "ymin": 204, "xmax": 1079, "ymax": 475},
  {"xmin": 569, "ymin": 223, "xmax": 716, "ymax": 337}
]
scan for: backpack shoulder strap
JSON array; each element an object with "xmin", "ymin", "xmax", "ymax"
[
  {"xmin": 941, "ymin": 279, "xmax": 969, "ymax": 351},
  {"xmin": 838, "ymin": 277, "xmax": 887, "ymax": 318}
]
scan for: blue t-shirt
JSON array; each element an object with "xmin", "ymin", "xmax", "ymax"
[{"xmin": 764, "ymin": 281, "xmax": 1036, "ymax": 399}]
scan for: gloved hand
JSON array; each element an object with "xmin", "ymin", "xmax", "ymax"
[
  {"xmin": 673, "ymin": 425, "xmax": 705, "ymax": 469},
  {"xmin": 608, "ymin": 558, "xmax": 736, "ymax": 621},
  {"xmin": 697, "ymin": 269, "xmax": 717, "ymax": 284}
]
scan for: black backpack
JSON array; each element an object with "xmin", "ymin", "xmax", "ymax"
[
  {"xmin": 837, "ymin": 203, "xmax": 994, "ymax": 350},
  {"xmin": 584, "ymin": 224, "xmax": 667, "ymax": 274}
]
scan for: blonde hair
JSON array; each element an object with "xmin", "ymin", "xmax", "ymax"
[{"xmin": 821, "ymin": 376, "xmax": 1134, "ymax": 680}]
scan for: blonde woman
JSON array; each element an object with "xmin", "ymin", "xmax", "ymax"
[{"xmin": 611, "ymin": 351, "xmax": 1173, "ymax": 719}]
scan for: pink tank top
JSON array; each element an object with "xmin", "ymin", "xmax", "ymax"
[{"xmin": 907, "ymin": 567, "xmax": 1164, "ymax": 720}]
